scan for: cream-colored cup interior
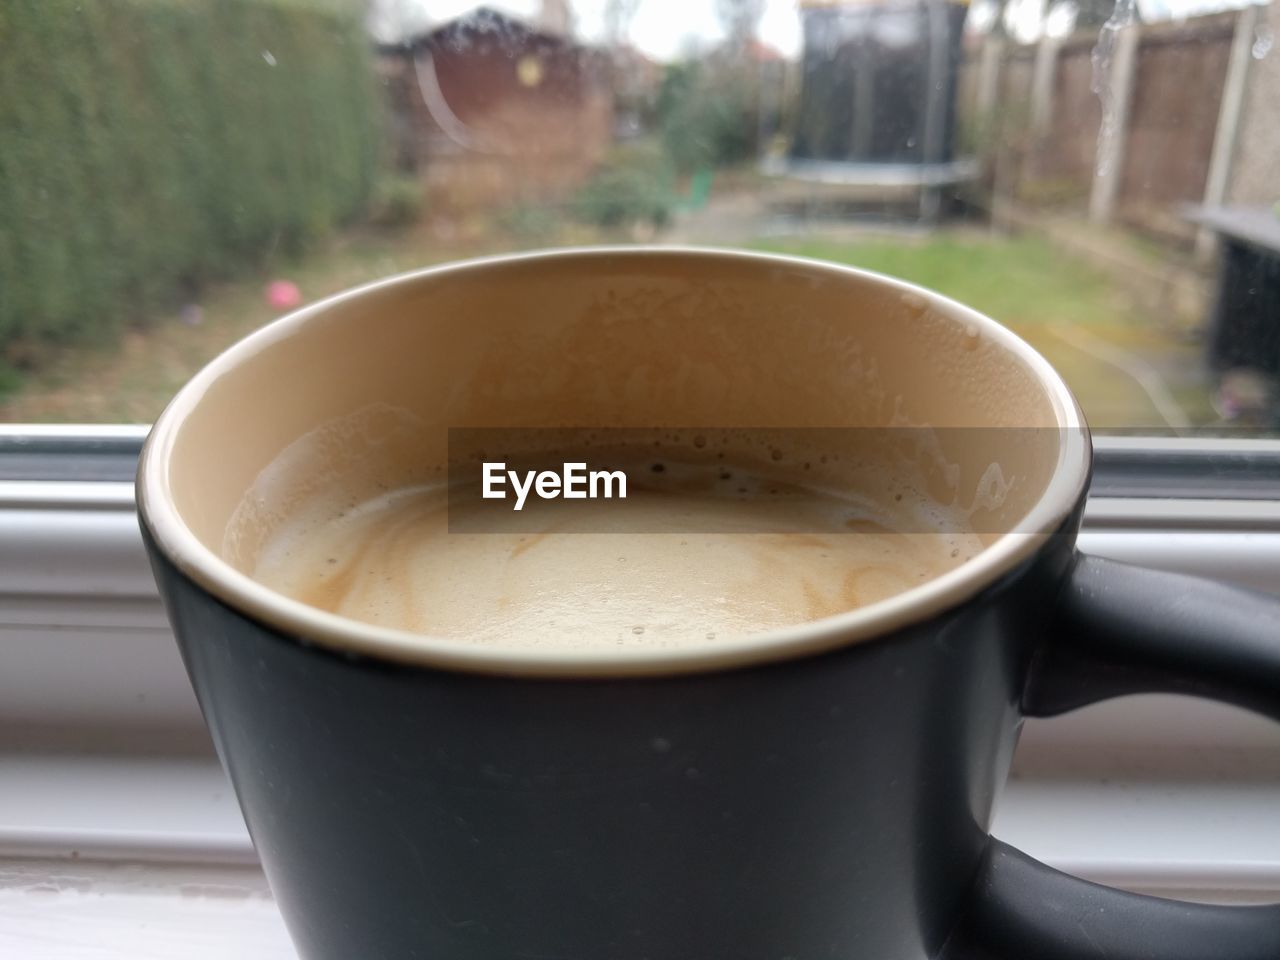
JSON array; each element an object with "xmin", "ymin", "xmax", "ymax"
[{"xmin": 143, "ymin": 248, "xmax": 1088, "ymax": 675}]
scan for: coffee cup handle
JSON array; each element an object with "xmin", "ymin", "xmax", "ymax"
[{"xmin": 945, "ymin": 553, "xmax": 1280, "ymax": 960}]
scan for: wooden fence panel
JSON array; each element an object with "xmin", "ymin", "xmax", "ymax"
[
  {"xmin": 1038, "ymin": 40, "xmax": 1102, "ymax": 194},
  {"xmin": 961, "ymin": 10, "xmax": 1243, "ymax": 241},
  {"xmin": 1118, "ymin": 14, "xmax": 1235, "ymax": 238}
]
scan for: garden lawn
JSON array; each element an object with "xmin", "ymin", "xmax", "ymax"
[
  {"xmin": 1, "ymin": 228, "xmax": 1213, "ymax": 430},
  {"xmin": 753, "ymin": 234, "xmax": 1214, "ymax": 430}
]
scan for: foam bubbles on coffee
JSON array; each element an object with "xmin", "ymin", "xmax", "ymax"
[{"xmin": 244, "ymin": 442, "xmax": 985, "ymax": 651}]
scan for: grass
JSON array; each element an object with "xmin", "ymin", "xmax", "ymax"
[
  {"xmin": 753, "ymin": 234, "xmax": 1129, "ymax": 332},
  {"xmin": 753, "ymin": 233, "xmax": 1215, "ymax": 430},
  {"xmin": 0, "ymin": 223, "xmax": 1214, "ymax": 430}
]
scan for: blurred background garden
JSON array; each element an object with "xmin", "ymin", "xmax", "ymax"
[{"xmin": 2, "ymin": 0, "xmax": 1277, "ymax": 429}]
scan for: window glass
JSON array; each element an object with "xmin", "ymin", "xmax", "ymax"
[{"xmin": 0, "ymin": 0, "xmax": 1276, "ymax": 434}]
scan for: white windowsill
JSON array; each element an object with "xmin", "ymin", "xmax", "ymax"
[
  {"xmin": 2, "ymin": 471, "xmax": 1279, "ymax": 957},
  {"xmin": 3, "ymin": 760, "xmax": 1278, "ymax": 959}
]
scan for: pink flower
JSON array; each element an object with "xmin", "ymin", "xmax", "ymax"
[{"xmin": 265, "ymin": 280, "xmax": 302, "ymax": 311}]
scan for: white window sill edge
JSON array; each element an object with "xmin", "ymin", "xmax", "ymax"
[
  {"xmin": 2, "ymin": 769, "xmax": 1278, "ymax": 960},
  {"xmin": 4, "ymin": 751, "xmax": 1280, "ymax": 891}
]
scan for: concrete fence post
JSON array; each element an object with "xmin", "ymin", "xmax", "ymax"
[
  {"xmin": 977, "ymin": 34, "xmax": 1010, "ymax": 225},
  {"xmin": 976, "ymin": 34, "xmax": 1005, "ymax": 125},
  {"xmin": 1030, "ymin": 34, "xmax": 1062, "ymax": 138},
  {"xmin": 1023, "ymin": 34, "xmax": 1062, "ymax": 184}
]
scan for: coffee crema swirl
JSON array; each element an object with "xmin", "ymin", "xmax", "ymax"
[{"xmin": 246, "ymin": 449, "xmax": 983, "ymax": 650}]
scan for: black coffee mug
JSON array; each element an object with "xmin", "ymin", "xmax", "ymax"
[{"xmin": 138, "ymin": 249, "xmax": 1280, "ymax": 959}]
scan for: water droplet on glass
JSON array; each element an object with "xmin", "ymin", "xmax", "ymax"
[
  {"xmin": 1091, "ymin": 0, "xmax": 1139, "ymax": 177},
  {"xmin": 1253, "ymin": 26, "xmax": 1273, "ymax": 60}
]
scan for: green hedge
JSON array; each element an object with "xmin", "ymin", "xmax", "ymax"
[{"xmin": 0, "ymin": 0, "xmax": 380, "ymax": 353}]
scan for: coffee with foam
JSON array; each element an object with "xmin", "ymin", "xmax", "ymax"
[{"xmin": 239, "ymin": 430, "xmax": 986, "ymax": 650}]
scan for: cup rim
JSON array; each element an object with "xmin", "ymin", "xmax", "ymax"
[{"xmin": 137, "ymin": 246, "xmax": 1091, "ymax": 678}]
